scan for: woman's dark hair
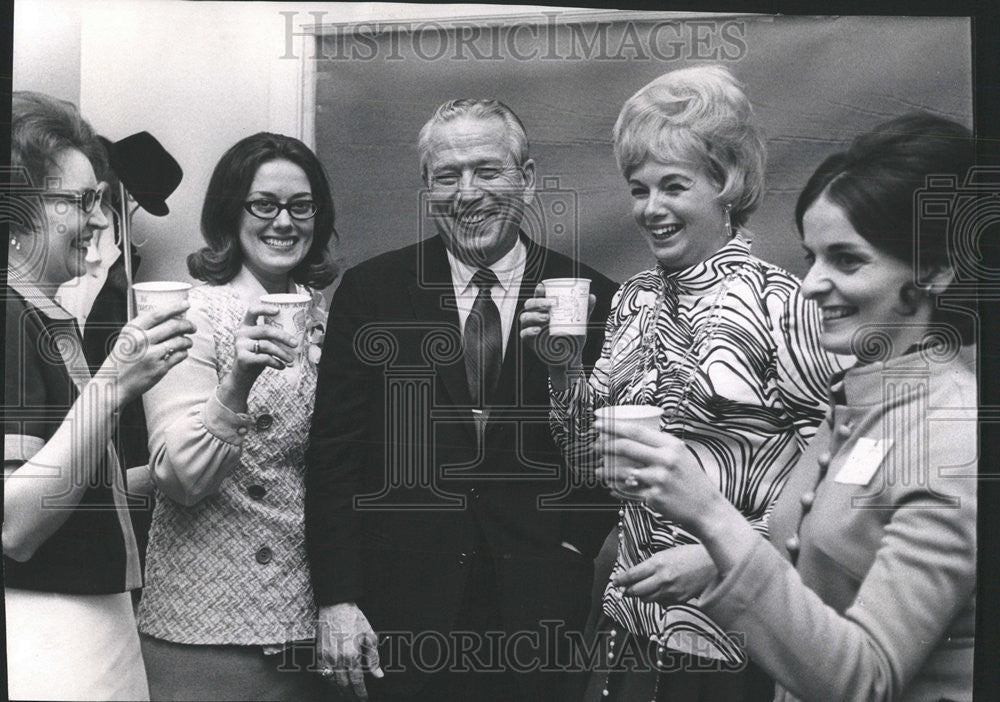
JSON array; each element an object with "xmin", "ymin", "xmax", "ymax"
[
  {"xmin": 795, "ymin": 112, "xmax": 976, "ymax": 342},
  {"xmin": 188, "ymin": 132, "xmax": 339, "ymax": 288}
]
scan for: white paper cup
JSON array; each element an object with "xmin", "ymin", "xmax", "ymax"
[
  {"xmin": 259, "ymin": 293, "xmax": 311, "ymax": 364},
  {"xmin": 542, "ymin": 278, "xmax": 590, "ymax": 336},
  {"xmin": 133, "ymin": 281, "xmax": 191, "ymax": 317},
  {"xmin": 594, "ymin": 405, "xmax": 664, "ymax": 473}
]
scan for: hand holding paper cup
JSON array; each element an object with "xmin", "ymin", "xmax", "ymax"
[
  {"xmin": 594, "ymin": 405, "xmax": 663, "ymax": 497},
  {"xmin": 133, "ymin": 281, "xmax": 192, "ymax": 318},
  {"xmin": 259, "ymin": 293, "xmax": 311, "ymax": 366},
  {"xmin": 541, "ymin": 278, "xmax": 591, "ymax": 336}
]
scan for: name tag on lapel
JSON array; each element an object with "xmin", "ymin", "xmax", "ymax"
[{"xmin": 834, "ymin": 437, "xmax": 892, "ymax": 485}]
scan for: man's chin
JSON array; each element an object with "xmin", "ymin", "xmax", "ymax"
[{"xmin": 439, "ymin": 224, "xmax": 518, "ymax": 266}]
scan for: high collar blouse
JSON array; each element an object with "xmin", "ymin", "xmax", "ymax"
[{"xmin": 551, "ymin": 235, "xmax": 847, "ymax": 659}]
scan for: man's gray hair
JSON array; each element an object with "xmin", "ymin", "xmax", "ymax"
[{"xmin": 418, "ymin": 99, "xmax": 529, "ymax": 182}]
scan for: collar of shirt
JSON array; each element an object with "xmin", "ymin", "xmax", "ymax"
[
  {"xmin": 445, "ymin": 238, "xmax": 527, "ymax": 357},
  {"xmin": 445, "ymin": 237, "xmax": 527, "ymax": 299},
  {"xmin": 658, "ymin": 234, "xmax": 752, "ymax": 293},
  {"xmin": 6, "ymin": 268, "xmax": 77, "ymax": 323}
]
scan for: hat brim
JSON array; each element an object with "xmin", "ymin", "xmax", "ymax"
[
  {"xmin": 131, "ymin": 195, "xmax": 170, "ymax": 216},
  {"xmin": 106, "ymin": 132, "xmax": 181, "ymax": 218}
]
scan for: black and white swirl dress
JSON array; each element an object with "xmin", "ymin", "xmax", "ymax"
[{"xmin": 551, "ymin": 235, "xmax": 848, "ymax": 663}]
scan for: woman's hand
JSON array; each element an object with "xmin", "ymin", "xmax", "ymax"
[
  {"xmin": 217, "ymin": 305, "xmax": 300, "ymax": 411},
  {"xmin": 103, "ymin": 301, "xmax": 196, "ymax": 406},
  {"xmin": 612, "ymin": 544, "xmax": 718, "ymax": 606},
  {"xmin": 519, "ymin": 283, "xmax": 595, "ymax": 389},
  {"xmin": 594, "ymin": 420, "xmax": 729, "ymax": 533}
]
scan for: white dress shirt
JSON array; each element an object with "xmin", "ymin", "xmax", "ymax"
[{"xmin": 445, "ymin": 238, "xmax": 527, "ymax": 361}]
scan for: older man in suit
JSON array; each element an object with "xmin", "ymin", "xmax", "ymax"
[{"xmin": 305, "ymin": 99, "xmax": 617, "ymax": 701}]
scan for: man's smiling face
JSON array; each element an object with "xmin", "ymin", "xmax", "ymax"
[{"xmin": 424, "ymin": 115, "xmax": 535, "ymax": 267}]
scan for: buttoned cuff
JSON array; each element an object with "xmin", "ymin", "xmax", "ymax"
[{"xmin": 202, "ymin": 388, "xmax": 253, "ymax": 445}]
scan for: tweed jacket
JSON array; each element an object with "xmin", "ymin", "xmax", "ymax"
[{"xmin": 138, "ymin": 269, "xmax": 323, "ymax": 644}]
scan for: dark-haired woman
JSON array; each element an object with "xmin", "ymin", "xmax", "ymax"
[
  {"xmin": 137, "ymin": 133, "xmax": 339, "ymax": 700},
  {"xmin": 602, "ymin": 113, "xmax": 977, "ymax": 701}
]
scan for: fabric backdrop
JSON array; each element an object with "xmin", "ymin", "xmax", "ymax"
[{"xmin": 314, "ymin": 13, "xmax": 972, "ymax": 282}]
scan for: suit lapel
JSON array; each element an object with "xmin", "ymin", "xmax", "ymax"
[
  {"xmin": 411, "ymin": 236, "xmax": 552, "ymax": 442},
  {"xmin": 492, "ymin": 236, "xmax": 549, "ymax": 412},
  {"xmin": 407, "ymin": 236, "xmax": 472, "ymax": 409}
]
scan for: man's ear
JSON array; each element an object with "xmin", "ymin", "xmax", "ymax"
[
  {"xmin": 921, "ymin": 263, "xmax": 956, "ymax": 296},
  {"xmin": 520, "ymin": 158, "xmax": 536, "ymax": 206}
]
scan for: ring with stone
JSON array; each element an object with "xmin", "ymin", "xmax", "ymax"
[
  {"xmin": 623, "ymin": 471, "xmax": 639, "ymax": 488},
  {"xmin": 253, "ymin": 340, "xmax": 260, "ymax": 354}
]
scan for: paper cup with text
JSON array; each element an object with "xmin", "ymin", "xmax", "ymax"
[
  {"xmin": 259, "ymin": 293, "xmax": 311, "ymax": 366},
  {"xmin": 594, "ymin": 405, "xmax": 664, "ymax": 494},
  {"xmin": 133, "ymin": 282, "xmax": 191, "ymax": 318},
  {"xmin": 541, "ymin": 278, "xmax": 590, "ymax": 336}
]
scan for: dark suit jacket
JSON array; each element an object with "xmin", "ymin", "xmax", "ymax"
[{"xmin": 305, "ymin": 234, "xmax": 617, "ymax": 694}]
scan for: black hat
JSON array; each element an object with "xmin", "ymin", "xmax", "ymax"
[{"xmin": 103, "ymin": 132, "xmax": 183, "ymax": 216}]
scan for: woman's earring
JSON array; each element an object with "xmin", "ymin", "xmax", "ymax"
[
  {"xmin": 723, "ymin": 204, "xmax": 734, "ymax": 238},
  {"xmin": 897, "ymin": 283, "xmax": 926, "ymax": 316},
  {"xmin": 10, "ymin": 236, "xmax": 21, "ymax": 251}
]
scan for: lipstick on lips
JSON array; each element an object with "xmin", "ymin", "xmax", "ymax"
[
  {"xmin": 260, "ymin": 235, "xmax": 298, "ymax": 250},
  {"xmin": 820, "ymin": 306, "xmax": 855, "ymax": 322},
  {"xmin": 646, "ymin": 223, "xmax": 682, "ymax": 241}
]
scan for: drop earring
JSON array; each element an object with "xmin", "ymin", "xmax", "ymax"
[
  {"xmin": 10, "ymin": 236, "xmax": 21, "ymax": 251},
  {"xmin": 723, "ymin": 204, "xmax": 734, "ymax": 238}
]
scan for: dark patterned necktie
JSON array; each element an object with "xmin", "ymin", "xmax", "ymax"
[{"xmin": 464, "ymin": 268, "xmax": 502, "ymax": 407}]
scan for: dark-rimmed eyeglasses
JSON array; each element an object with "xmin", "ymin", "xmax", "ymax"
[
  {"xmin": 243, "ymin": 199, "xmax": 319, "ymax": 221},
  {"xmin": 41, "ymin": 187, "xmax": 104, "ymax": 214}
]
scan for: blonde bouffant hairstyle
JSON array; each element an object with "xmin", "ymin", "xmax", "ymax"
[{"xmin": 613, "ymin": 65, "xmax": 767, "ymax": 229}]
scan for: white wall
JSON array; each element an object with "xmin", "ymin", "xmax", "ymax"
[
  {"xmin": 11, "ymin": 0, "xmax": 555, "ymax": 284},
  {"xmin": 13, "ymin": 0, "xmax": 83, "ymax": 105},
  {"xmin": 79, "ymin": 0, "xmax": 289, "ymax": 283}
]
